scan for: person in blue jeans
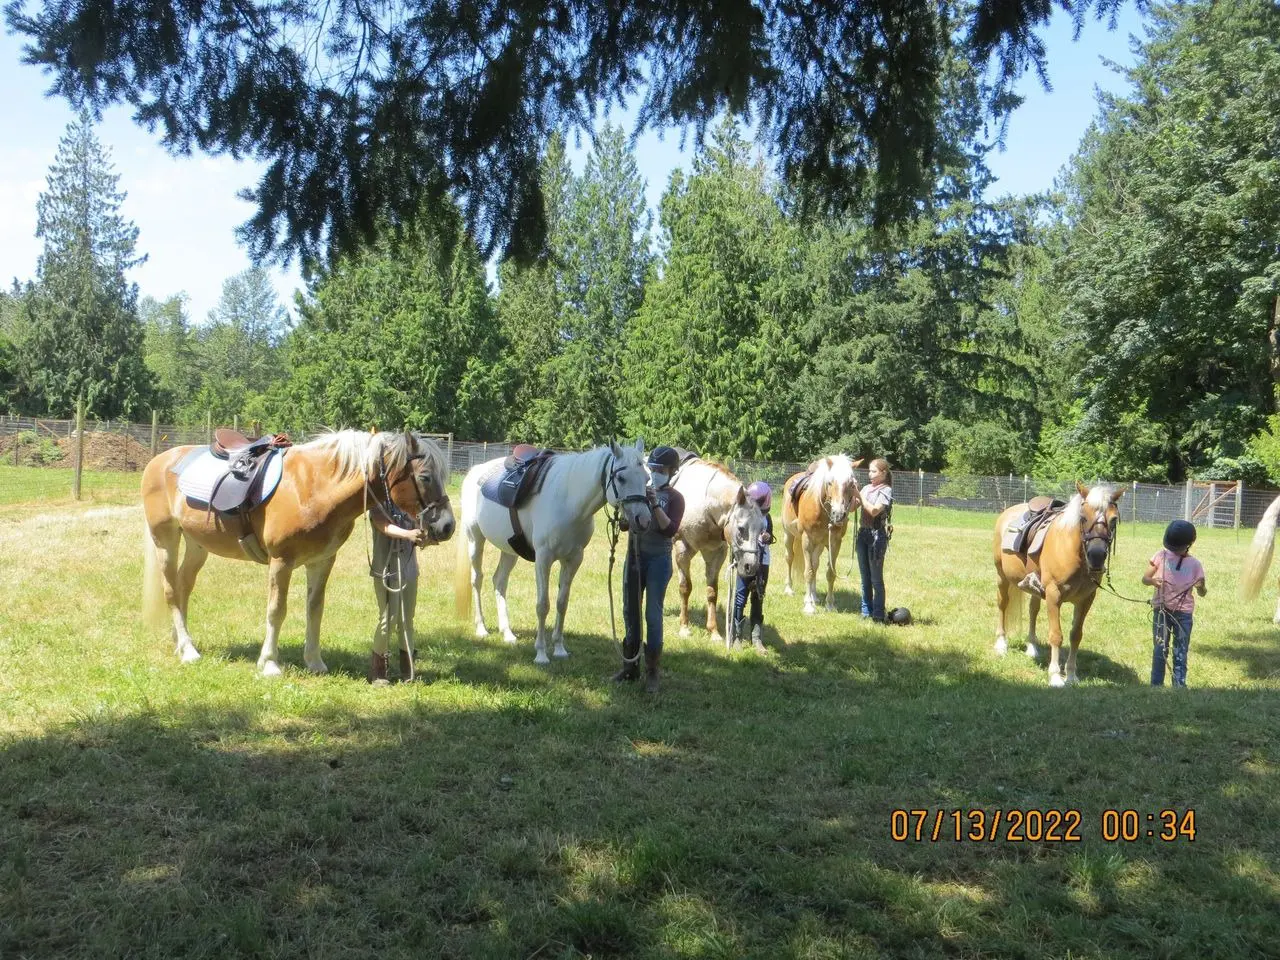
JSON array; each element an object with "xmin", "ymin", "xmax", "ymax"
[
  {"xmin": 856, "ymin": 458, "xmax": 893, "ymax": 622},
  {"xmin": 732, "ymin": 481, "xmax": 775, "ymax": 650},
  {"xmin": 1143, "ymin": 519, "xmax": 1207, "ymax": 688},
  {"xmin": 614, "ymin": 445, "xmax": 686, "ymax": 693}
]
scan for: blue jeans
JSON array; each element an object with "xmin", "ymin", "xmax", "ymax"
[
  {"xmin": 1152, "ymin": 609, "xmax": 1193, "ymax": 687},
  {"xmin": 623, "ymin": 548, "xmax": 673, "ymax": 656},
  {"xmin": 856, "ymin": 528, "xmax": 889, "ymax": 620},
  {"xmin": 733, "ymin": 564, "xmax": 770, "ymax": 627}
]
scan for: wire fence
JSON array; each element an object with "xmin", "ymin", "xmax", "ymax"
[{"xmin": 2, "ymin": 414, "xmax": 1276, "ymax": 528}]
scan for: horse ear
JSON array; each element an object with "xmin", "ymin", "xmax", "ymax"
[
  {"xmin": 1076, "ymin": 480, "xmax": 1090, "ymax": 498},
  {"xmin": 852, "ymin": 458, "xmax": 864, "ymax": 468},
  {"xmin": 1110, "ymin": 487, "xmax": 1125, "ymax": 503},
  {"xmin": 610, "ymin": 439, "xmax": 624, "ymax": 457},
  {"xmin": 736, "ymin": 485, "xmax": 747, "ymax": 506}
]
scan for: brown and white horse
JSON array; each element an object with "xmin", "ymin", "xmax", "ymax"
[
  {"xmin": 992, "ymin": 481, "xmax": 1123, "ymax": 687},
  {"xmin": 671, "ymin": 458, "xmax": 767, "ymax": 643},
  {"xmin": 781, "ymin": 455, "xmax": 863, "ymax": 614},
  {"xmin": 141, "ymin": 431, "xmax": 453, "ymax": 675},
  {"xmin": 1241, "ymin": 493, "xmax": 1280, "ymax": 621}
]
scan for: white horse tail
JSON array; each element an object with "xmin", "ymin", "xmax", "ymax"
[
  {"xmin": 1241, "ymin": 494, "xmax": 1280, "ymax": 600},
  {"xmin": 142, "ymin": 519, "xmax": 168, "ymax": 631},
  {"xmin": 454, "ymin": 517, "xmax": 472, "ymax": 619}
]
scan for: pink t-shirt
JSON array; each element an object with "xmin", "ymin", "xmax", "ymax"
[{"xmin": 1149, "ymin": 548, "xmax": 1204, "ymax": 614}]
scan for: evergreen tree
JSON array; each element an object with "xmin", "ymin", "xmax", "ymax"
[
  {"xmin": 140, "ymin": 294, "xmax": 198, "ymax": 421},
  {"xmin": 18, "ymin": 111, "xmax": 152, "ymax": 418}
]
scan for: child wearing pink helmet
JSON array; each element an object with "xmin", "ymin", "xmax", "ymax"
[{"xmin": 732, "ymin": 480, "xmax": 775, "ymax": 649}]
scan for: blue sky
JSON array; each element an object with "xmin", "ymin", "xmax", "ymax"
[{"xmin": 0, "ymin": 4, "xmax": 1145, "ymax": 324}]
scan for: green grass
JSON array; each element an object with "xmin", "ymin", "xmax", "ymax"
[
  {"xmin": 0, "ymin": 464, "xmax": 139, "ymax": 513},
  {"xmin": 2, "ymin": 481, "xmax": 1279, "ymax": 959}
]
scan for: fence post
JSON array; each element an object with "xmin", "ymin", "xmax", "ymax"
[
  {"xmin": 150, "ymin": 410, "xmax": 159, "ymax": 457},
  {"xmin": 233, "ymin": 414, "xmax": 240, "ymax": 434},
  {"xmin": 1183, "ymin": 478, "xmax": 1193, "ymax": 521},
  {"xmin": 918, "ymin": 468, "xmax": 924, "ymax": 517},
  {"xmin": 482, "ymin": 440, "xmax": 488, "ymax": 461},
  {"xmin": 206, "ymin": 410, "xmax": 213, "ymax": 445},
  {"xmin": 1235, "ymin": 480, "xmax": 1243, "ymax": 534},
  {"xmin": 1024, "ymin": 474, "xmax": 1029, "ymax": 503},
  {"xmin": 1132, "ymin": 481, "xmax": 1138, "ymax": 524},
  {"xmin": 72, "ymin": 395, "xmax": 84, "ymax": 500},
  {"xmin": 446, "ymin": 433, "xmax": 454, "ymax": 475},
  {"xmin": 1209, "ymin": 483, "xmax": 1217, "ymax": 529}
]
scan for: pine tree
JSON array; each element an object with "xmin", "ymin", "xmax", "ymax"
[
  {"xmin": 140, "ymin": 294, "xmax": 199, "ymax": 421},
  {"xmin": 19, "ymin": 111, "xmax": 152, "ymax": 418}
]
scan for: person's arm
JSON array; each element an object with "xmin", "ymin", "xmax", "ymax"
[
  {"xmin": 648, "ymin": 489, "xmax": 683, "ymax": 537},
  {"xmin": 1141, "ymin": 559, "xmax": 1162, "ymax": 587},
  {"xmin": 1196, "ymin": 569, "xmax": 1208, "ymax": 597},
  {"xmin": 861, "ymin": 486, "xmax": 890, "ymax": 518},
  {"xmin": 370, "ymin": 512, "xmax": 428, "ymax": 545},
  {"xmin": 760, "ymin": 513, "xmax": 774, "ymax": 545}
]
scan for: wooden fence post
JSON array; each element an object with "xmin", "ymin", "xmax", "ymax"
[
  {"xmin": 1235, "ymin": 480, "xmax": 1243, "ymax": 534},
  {"xmin": 446, "ymin": 433, "xmax": 454, "ymax": 474},
  {"xmin": 917, "ymin": 468, "xmax": 924, "ymax": 516},
  {"xmin": 1132, "ymin": 480, "xmax": 1138, "ymax": 524},
  {"xmin": 1183, "ymin": 478, "xmax": 1193, "ymax": 521},
  {"xmin": 150, "ymin": 410, "xmax": 159, "ymax": 457},
  {"xmin": 72, "ymin": 395, "xmax": 85, "ymax": 500}
]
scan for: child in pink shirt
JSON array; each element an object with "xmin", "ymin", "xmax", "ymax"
[{"xmin": 1141, "ymin": 519, "xmax": 1207, "ymax": 688}]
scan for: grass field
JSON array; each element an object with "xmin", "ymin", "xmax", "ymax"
[{"xmin": 2, "ymin": 467, "xmax": 1279, "ymax": 959}]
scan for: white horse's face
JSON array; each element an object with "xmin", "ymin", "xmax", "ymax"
[
  {"xmin": 608, "ymin": 441, "xmax": 653, "ymax": 532},
  {"xmin": 727, "ymin": 490, "xmax": 767, "ymax": 579}
]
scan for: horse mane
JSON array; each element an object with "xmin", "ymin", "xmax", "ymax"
[
  {"xmin": 1056, "ymin": 495, "xmax": 1084, "ymax": 529},
  {"xmin": 300, "ymin": 430, "xmax": 448, "ymax": 482},
  {"xmin": 811, "ymin": 454, "xmax": 855, "ymax": 492},
  {"xmin": 1056, "ymin": 484, "xmax": 1116, "ymax": 529}
]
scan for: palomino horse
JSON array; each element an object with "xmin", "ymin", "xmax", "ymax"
[
  {"xmin": 671, "ymin": 458, "xmax": 767, "ymax": 644},
  {"xmin": 456, "ymin": 441, "xmax": 653, "ymax": 664},
  {"xmin": 1241, "ymin": 493, "xmax": 1280, "ymax": 620},
  {"xmin": 782, "ymin": 455, "xmax": 862, "ymax": 613},
  {"xmin": 142, "ymin": 431, "xmax": 454, "ymax": 675},
  {"xmin": 992, "ymin": 481, "xmax": 1123, "ymax": 687}
]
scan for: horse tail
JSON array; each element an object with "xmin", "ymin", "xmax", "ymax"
[
  {"xmin": 1241, "ymin": 494, "xmax": 1280, "ymax": 601},
  {"xmin": 142, "ymin": 518, "xmax": 168, "ymax": 631},
  {"xmin": 454, "ymin": 520, "xmax": 472, "ymax": 620}
]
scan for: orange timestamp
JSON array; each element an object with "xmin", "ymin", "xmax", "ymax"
[{"xmin": 889, "ymin": 808, "xmax": 1197, "ymax": 843}]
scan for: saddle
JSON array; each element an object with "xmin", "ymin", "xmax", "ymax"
[
  {"xmin": 789, "ymin": 473, "xmax": 813, "ymax": 512},
  {"xmin": 480, "ymin": 446, "xmax": 558, "ymax": 562},
  {"xmin": 1002, "ymin": 496, "xmax": 1067, "ymax": 558}
]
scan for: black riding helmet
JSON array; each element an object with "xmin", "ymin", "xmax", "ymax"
[
  {"xmin": 647, "ymin": 445, "xmax": 680, "ymax": 471},
  {"xmin": 1163, "ymin": 519, "xmax": 1197, "ymax": 551}
]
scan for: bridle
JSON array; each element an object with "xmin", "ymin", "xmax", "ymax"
[
  {"xmin": 371, "ymin": 443, "xmax": 450, "ymax": 542},
  {"xmin": 1080, "ymin": 507, "xmax": 1117, "ymax": 581}
]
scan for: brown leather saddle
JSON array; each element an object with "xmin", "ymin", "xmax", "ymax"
[
  {"xmin": 205, "ymin": 429, "xmax": 293, "ymax": 563},
  {"xmin": 789, "ymin": 472, "xmax": 813, "ymax": 511},
  {"xmin": 1004, "ymin": 496, "xmax": 1067, "ymax": 557}
]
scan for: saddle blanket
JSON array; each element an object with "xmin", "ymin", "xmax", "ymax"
[
  {"xmin": 480, "ymin": 451, "xmax": 556, "ymax": 509},
  {"xmin": 172, "ymin": 447, "xmax": 284, "ymax": 508}
]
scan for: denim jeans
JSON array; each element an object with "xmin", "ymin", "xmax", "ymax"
[
  {"xmin": 622, "ymin": 548, "xmax": 673, "ymax": 656},
  {"xmin": 733, "ymin": 564, "xmax": 770, "ymax": 628},
  {"xmin": 856, "ymin": 528, "xmax": 889, "ymax": 620},
  {"xmin": 1151, "ymin": 609, "xmax": 1193, "ymax": 687}
]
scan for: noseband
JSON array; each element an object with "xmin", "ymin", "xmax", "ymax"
[
  {"xmin": 1081, "ymin": 511, "xmax": 1116, "ymax": 575},
  {"xmin": 376, "ymin": 448, "xmax": 450, "ymax": 539},
  {"xmin": 599, "ymin": 454, "xmax": 649, "ymax": 513}
]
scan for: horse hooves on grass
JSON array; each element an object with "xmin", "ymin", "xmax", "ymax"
[
  {"xmin": 1049, "ymin": 673, "xmax": 1066, "ymax": 688},
  {"xmin": 474, "ymin": 625, "xmax": 490, "ymax": 639},
  {"xmin": 502, "ymin": 632, "xmax": 518, "ymax": 645},
  {"xmin": 993, "ymin": 638, "xmax": 1008, "ymax": 656},
  {"xmin": 533, "ymin": 653, "xmax": 551, "ymax": 665},
  {"xmin": 1025, "ymin": 643, "xmax": 1038, "ymax": 658},
  {"xmin": 306, "ymin": 661, "xmax": 329, "ymax": 675},
  {"xmin": 552, "ymin": 647, "xmax": 570, "ymax": 659},
  {"xmin": 678, "ymin": 625, "xmax": 692, "ymax": 638},
  {"xmin": 259, "ymin": 661, "xmax": 283, "ymax": 678},
  {"xmin": 178, "ymin": 646, "xmax": 202, "ymax": 664}
]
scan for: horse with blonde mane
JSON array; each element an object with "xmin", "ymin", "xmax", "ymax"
[
  {"xmin": 992, "ymin": 481, "xmax": 1123, "ymax": 687},
  {"xmin": 671, "ymin": 457, "xmax": 767, "ymax": 644},
  {"xmin": 142, "ymin": 430, "xmax": 454, "ymax": 675},
  {"xmin": 781, "ymin": 455, "xmax": 863, "ymax": 614},
  {"xmin": 1240, "ymin": 494, "xmax": 1280, "ymax": 620},
  {"xmin": 455, "ymin": 441, "xmax": 653, "ymax": 664}
]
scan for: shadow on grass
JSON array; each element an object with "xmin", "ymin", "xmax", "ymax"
[
  {"xmin": 4, "ymin": 634, "xmax": 1280, "ymax": 959},
  {"xmin": 1207, "ymin": 627, "xmax": 1280, "ymax": 681}
]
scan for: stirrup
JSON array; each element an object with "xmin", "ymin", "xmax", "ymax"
[{"xmin": 1016, "ymin": 572, "xmax": 1045, "ymax": 599}]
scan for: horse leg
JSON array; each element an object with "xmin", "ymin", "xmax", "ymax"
[
  {"xmin": 803, "ymin": 536, "xmax": 819, "ymax": 615},
  {"xmin": 177, "ymin": 534, "xmax": 207, "ymax": 623},
  {"xmin": 783, "ymin": 528, "xmax": 797, "ymax": 596},
  {"xmin": 469, "ymin": 530, "xmax": 490, "ymax": 638},
  {"xmin": 154, "ymin": 525, "xmax": 201, "ymax": 662},
  {"xmin": 551, "ymin": 548, "xmax": 585, "ymax": 658},
  {"xmin": 1064, "ymin": 592, "xmax": 1094, "ymax": 685},
  {"xmin": 1044, "ymin": 585, "xmax": 1066, "ymax": 688},
  {"xmin": 532, "ymin": 555, "xmax": 553, "ymax": 665},
  {"xmin": 257, "ymin": 559, "xmax": 293, "ymax": 676},
  {"xmin": 1026, "ymin": 594, "xmax": 1041, "ymax": 658},
  {"xmin": 675, "ymin": 540, "xmax": 694, "ymax": 638},
  {"xmin": 302, "ymin": 554, "xmax": 335, "ymax": 675},
  {"xmin": 1272, "ymin": 578, "xmax": 1280, "ymax": 624},
  {"xmin": 492, "ymin": 551, "xmax": 520, "ymax": 644},
  {"xmin": 824, "ymin": 528, "xmax": 843, "ymax": 612},
  {"xmin": 994, "ymin": 577, "xmax": 1010, "ymax": 655},
  {"xmin": 704, "ymin": 543, "xmax": 727, "ymax": 643}
]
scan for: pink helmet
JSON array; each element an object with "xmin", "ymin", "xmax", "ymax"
[{"xmin": 746, "ymin": 481, "xmax": 772, "ymax": 511}]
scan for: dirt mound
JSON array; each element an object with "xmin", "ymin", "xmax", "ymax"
[{"xmin": 57, "ymin": 432, "xmax": 156, "ymax": 471}]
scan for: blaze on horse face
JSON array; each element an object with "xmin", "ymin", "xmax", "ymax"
[
  {"xmin": 1076, "ymin": 481, "xmax": 1123, "ymax": 573},
  {"xmin": 727, "ymin": 485, "xmax": 767, "ymax": 580},
  {"xmin": 819, "ymin": 456, "xmax": 862, "ymax": 527}
]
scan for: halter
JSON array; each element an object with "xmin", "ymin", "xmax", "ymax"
[
  {"xmin": 1079, "ymin": 507, "xmax": 1117, "ymax": 582},
  {"xmin": 372, "ymin": 445, "xmax": 450, "ymax": 541}
]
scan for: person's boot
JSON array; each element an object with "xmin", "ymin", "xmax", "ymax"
[
  {"xmin": 613, "ymin": 643, "xmax": 640, "ymax": 682},
  {"xmin": 644, "ymin": 647, "xmax": 661, "ymax": 694},
  {"xmin": 751, "ymin": 622, "xmax": 765, "ymax": 651},
  {"xmin": 369, "ymin": 651, "xmax": 390, "ymax": 686},
  {"xmin": 399, "ymin": 647, "xmax": 416, "ymax": 682}
]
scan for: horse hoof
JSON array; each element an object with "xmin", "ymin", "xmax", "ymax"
[
  {"xmin": 784, "ymin": 587, "xmax": 795, "ymax": 597},
  {"xmin": 678, "ymin": 625, "xmax": 692, "ymax": 639},
  {"xmin": 502, "ymin": 632, "xmax": 518, "ymax": 645},
  {"xmin": 825, "ymin": 603, "xmax": 837, "ymax": 613},
  {"xmin": 708, "ymin": 633, "xmax": 723, "ymax": 645},
  {"xmin": 994, "ymin": 637, "xmax": 1008, "ymax": 656},
  {"xmin": 534, "ymin": 653, "xmax": 550, "ymax": 665},
  {"xmin": 1049, "ymin": 673, "xmax": 1066, "ymax": 688},
  {"xmin": 475, "ymin": 625, "xmax": 490, "ymax": 639},
  {"xmin": 1025, "ymin": 643, "xmax": 1038, "ymax": 659},
  {"xmin": 553, "ymin": 647, "xmax": 570, "ymax": 659},
  {"xmin": 179, "ymin": 646, "xmax": 202, "ymax": 664},
  {"xmin": 306, "ymin": 660, "xmax": 329, "ymax": 675},
  {"xmin": 260, "ymin": 661, "xmax": 283, "ymax": 678},
  {"xmin": 803, "ymin": 605, "xmax": 816, "ymax": 616}
]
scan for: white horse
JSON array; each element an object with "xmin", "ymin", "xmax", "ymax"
[
  {"xmin": 672, "ymin": 457, "xmax": 767, "ymax": 644},
  {"xmin": 456, "ymin": 441, "xmax": 653, "ymax": 664}
]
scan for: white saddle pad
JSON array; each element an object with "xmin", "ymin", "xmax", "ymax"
[{"xmin": 176, "ymin": 449, "xmax": 284, "ymax": 506}]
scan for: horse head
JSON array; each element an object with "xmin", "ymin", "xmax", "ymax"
[
  {"xmin": 607, "ymin": 440, "xmax": 653, "ymax": 532},
  {"xmin": 815, "ymin": 455, "xmax": 863, "ymax": 527},
  {"xmin": 725, "ymin": 485, "xmax": 767, "ymax": 580},
  {"xmin": 1074, "ymin": 480, "xmax": 1124, "ymax": 574},
  {"xmin": 380, "ymin": 432, "xmax": 455, "ymax": 542}
]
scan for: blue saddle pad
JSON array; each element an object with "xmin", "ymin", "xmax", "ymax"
[
  {"xmin": 480, "ymin": 452, "xmax": 556, "ymax": 509},
  {"xmin": 173, "ymin": 447, "xmax": 285, "ymax": 511}
]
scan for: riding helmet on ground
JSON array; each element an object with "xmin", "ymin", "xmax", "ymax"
[
  {"xmin": 746, "ymin": 481, "xmax": 772, "ymax": 511},
  {"xmin": 888, "ymin": 607, "xmax": 912, "ymax": 626},
  {"xmin": 1163, "ymin": 519, "xmax": 1197, "ymax": 551}
]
